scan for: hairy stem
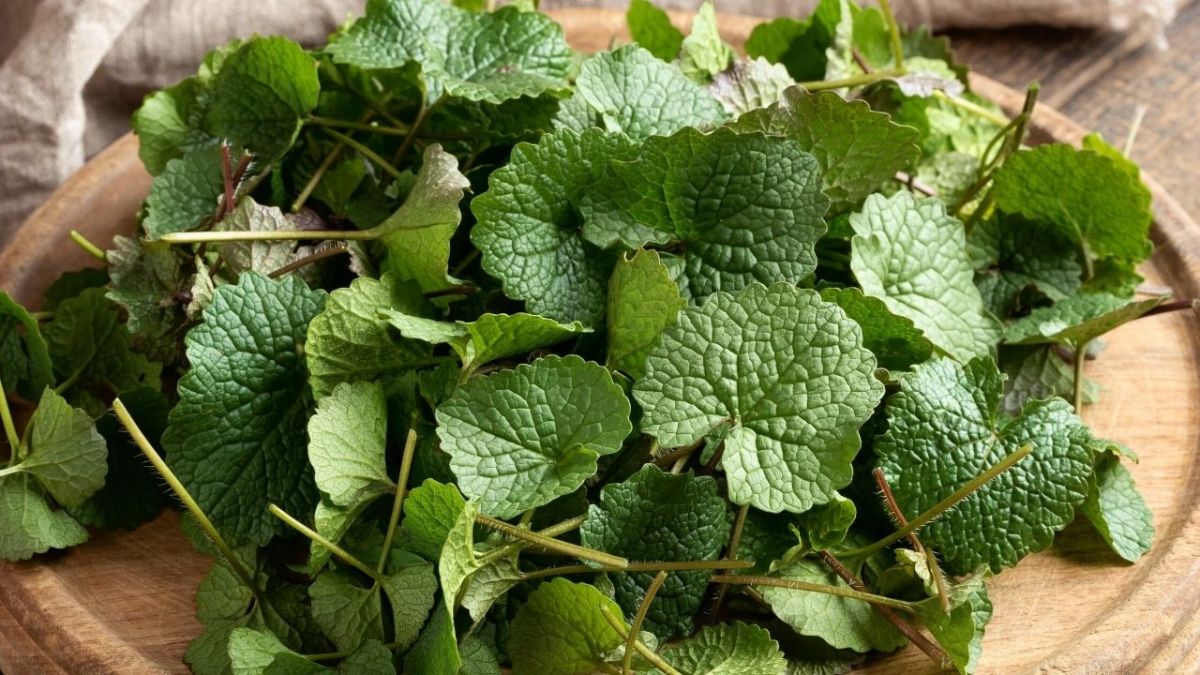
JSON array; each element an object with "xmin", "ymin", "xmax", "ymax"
[
  {"xmin": 844, "ymin": 444, "xmax": 1033, "ymax": 559},
  {"xmin": 69, "ymin": 230, "xmax": 106, "ymax": 261},
  {"xmin": 874, "ymin": 468, "xmax": 950, "ymax": 613},
  {"xmin": 268, "ymin": 244, "xmax": 350, "ymax": 279},
  {"xmin": 932, "ymin": 90, "xmax": 1010, "ymax": 127},
  {"xmin": 377, "ymin": 426, "xmax": 418, "ymax": 576},
  {"xmin": 798, "ymin": 68, "xmax": 905, "ymax": 92},
  {"xmin": 710, "ymin": 574, "xmax": 918, "ymax": 613},
  {"xmin": 623, "ymin": 571, "xmax": 668, "ymax": 675},
  {"xmin": 0, "ymin": 374, "xmax": 21, "ymax": 456},
  {"xmin": 877, "ymin": 0, "xmax": 904, "ymax": 70},
  {"xmin": 270, "ymin": 504, "xmax": 381, "ymax": 582},
  {"xmin": 711, "ymin": 503, "xmax": 750, "ymax": 617},
  {"xmin": 518, "ymin": 558, "xmax": 752, "ymax": 582},
  {"xmin": 475, "ymin": 514, "xmax": 629, "ymax": 569},
  {"xmin": 476, "ymin": 514, "xmax": 587, "ymax": 567},
  {"xmin": 600, "ymin": 606, "xmax": 682, "ymax": 675},
  {"xmin": 320, "ymin": 128, "xmax": 405, "ymax": 181},
  {"xmin": 160, "ymin": 228, "xmax": 377, "ymax": 245},
  {"xmin": 114, "ymin": 398, "xmax": 259, "ymax": 595}
]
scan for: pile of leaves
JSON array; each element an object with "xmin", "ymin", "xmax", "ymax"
[{"xmin": 0, "ymin": 0, "xmax": 1171, "ymax": 672}]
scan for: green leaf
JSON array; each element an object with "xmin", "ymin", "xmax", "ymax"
[
  {"xmin": 381, "ymin": 562, "xmax": 438, "ymax": 649},
  {"xmin": 376, "ymin": 144, "xmax": 471, "ymax": 298},
  {"xmin": 581, "ymin": 465, "xmax": 730, "ymax": 638},
  {"xmin": 310, "ymin": 570, "xmax": 383, "ymax": 652},
  {"xmin": 305, "ymin": 274, "xmax": 432, "ymax": 399},
  {"xmin": 794, "ymin": 493, "xmax": 856, "ymax": 552},
  {"xmin": 20, "ymin": 388, "xmax": 108, "ymax": 508},
  {"xmin": 744, "ymin": 0, "xmax": 841, "ymax": 82},
  {"xmin": 759, "ymin": 558, "xmax": 904, "ymax": 653},
  {"xmin": 678, "ymin": 3, "xmax": 735, "ymax": 82},
  {"xmin": 819, "ymin": 288, "xmax": 933, "ymax": 372},
  {"xmin": 0, "ymin": 290, "xmax": 53, "ymax": 399},
  {"xmin": 992, "ymin": 143, "xmax": 1153, "ymax": 265},
  {"xmin": 400, "ymin": 478, "xmax": 467, "ymax": 561},
  {"xmin": 69, "ymin": 388, "xmax": 170, "ymax": 529},
  {"xmin": 1004, "ymin": 292, "xmax": 1166, "ymax": 348},
  {"xmin": 635, "ymin": 283, "xmax": 883, "ymax": 513},
  {"xmin": 164, "ymin": 273, "xmax": 326, "ymax": 545},
  {"xmin": 471, "ymin": 128, "xmax": 635, "ymax": 325},
  {"xmin": 41, "ymin": 268, "xmax": 109, "ymax": 311},
  {"xmin": 131, "ymin": 77, "xmax": 216, "ymax": 176},
  {"xmin": 731, "ymin": 88, "xmax": 920, "ymax": 212},
  {"xmin": 142, "ymin": 146, "xmax": 224, "ymax": 239},
  {"xmin": 228, "ymin": 627, "xmax": 396, "ymax": 674},
  {"xmin": 1080, "ymin": 452, "xmax": 1154, "ymax": 562},
  {"xmin": 205, "ymin": 37, "xmax": 319, "ymax": 158},
  {"xmin": 436, "ymin": 355, "xmax": 631, "ymax": 518},
  {"xmin": 967, "ymin": 215, "xmax": 1083, "ymax": 318},
  {"xmin": 581, "ymin": 128, "xmax": 828, "ymax": 299},
  {"xmin": 215, "ymin": 199, "xmax": 319, "ymax": 281},
  {"xmin": 573, "ymin": 45, "xmax": 726, "ymax": 139},
  {"xmin": 381, "ymin": 311, "xmax": 586, "ymax": 377},
  {"xmin": 998, "ymin": 346, "xmax": 1099, "ymax": 416},
  {"xmin": 308, "ymin": 381, "xmax": 394, "ymax": 508},
  {"xmin": 42, "ymin": 287, "xmax": 162, "ymax": 395},
  {"xmin": 850, "ymin": 191, "xmax": 1001, "ymax": 362},
  {"xmin": 606, "ymin": 249, "xmax": 685, "ymax": 379},
  {"xmin": 405, "ymin": 600, "xmax": 460, "ymax": 675},
  {"xmin": 914, "ymin": 572, "xmax": 992, "ymax": 674},
  {"xmin": 508, "ymin": 578, "xmax": 625, "ymax": 675},
  {"xmin": 460, "ymin": 552, "xmax": 521, "ymax": 623},
  {"xmin": 626, "ymin": 0, "xmax": 684, "ymax": 61},
  {"xmin": 707, "ymin": 58, "xmax": 795, "ymax": 117},
  {"xmin": 660, "ymin": 621, "xmax": 788, "ymax": 675},
  {"xmin": 0, "ymin": 474, "xmax": 89, "ymax": 561},
  {"xmin": 105, "ymin": 235, "xmax": 189, "ymax": 363},
  {"xmin": 875, "ymin": 357, "xmax": 1093, "ymax": 573}
]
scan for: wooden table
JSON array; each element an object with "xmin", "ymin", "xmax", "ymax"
[{"xmin": 949, "ymin": 5, "xmax": 1200, "ymax": 219}]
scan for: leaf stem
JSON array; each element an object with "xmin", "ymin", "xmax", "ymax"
[
  {"xmin": 475, "ymin": 514, "xmax": 587, "ymax": 567},
  {"xmin": 623, "ymin": 571, "xmax": 668, "ymax": 675},
  {"xmin": 475, "ymin": 514, "xmax": 629, "ymax": 569},
  {"xmin": 0, "ymin": 464, "xmax": 22, "ymax": 479},
  {"xmin": 267, "ymin": 244, "xmax": 350, "ymax": 279},
  {"xmin": 219, "ymin": 143, "xmax": 236, "ymax": 219},
  {"xmin": 843, "ymin": 444, "xmax": 1033, "ymax": 559},
  {"xmin": 798, "ymin": 68, "xmax": 905, "ymax": 92},
  {"xmin": 305, "ymin": 641, "xmax": 404, "ymax": 661},
  {"xmin": 319, "ymin": 128, "xmax": 406, "ymax": 181},
  {"xmin": 159, "ymin": 228, "xmax": 377, "ymax": 245},
  {"xmin": 0, "ymin": 374, "xmax": 22, "ymax": 456},
  {"xmin": 1073, "ymin": 339, "xmax": 1090, "ymax": 412},
  {"xmin": 52, "ymin": 370, "xmax": 82, "ymax": 396},
  {"xmin": 711, "ymin": 503, "xmax": 750, "ymax": 617},
  {"xmin": 29, "ymin": 311, "xmax": 54, "ymax": 322},
  {"xmin": 269, "ymin": 503, "xmax": 381, "ymax": 583},
  {"xmin": 932, "ymin": 90, "xmax": 1010, "ymax": 128},
  {"xmin": 600, "ymin": 605, "xmax": 683, "ymax": 675},
  {"xmin": 877, "ymin": 0, "xmax": 904, "ymax": 70},
  {"xmin": 1123, "ymin": 104, "xmax": 1148, "ymax": 157},
  {"xmin": 712, "ymin": 574, "xmax": 918, "ymax": 612},
  {"xmin": 518, "ymin": 558, "xmax": 752, "ymax": 582},
  {"xmin": 69, "ymin": 230, "xmax": 106, "ymax": 261},
  {"xmin": 390, "ymin": 95, "xmax": 440, "ymax": 173},
  {"xmin": 292, "ymin": 142, "xmax": 346, "ymax": 214},
  {"xmin": 873, "ymin": 468, "xmax": 950, "ymax": 613},
  {"xmin": 377, "ymin": 426, "xmax": 418, "ymax": 576},
  {"xmin": 114, "ymin": 398, "xmax": 259, "ymax": 595},
  {"xmin": 309, "ymin": 115, "xmax": 411, "ymax": 136}
]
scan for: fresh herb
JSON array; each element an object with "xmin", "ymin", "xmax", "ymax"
[{"xmin": 1, "ymin": 0, "xmax": 1175, "ymax": 673}]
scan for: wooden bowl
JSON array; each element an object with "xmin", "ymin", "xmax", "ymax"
[{"xmin": 2, "ymin": 9, "xmax": 1198, "ymax": 674}]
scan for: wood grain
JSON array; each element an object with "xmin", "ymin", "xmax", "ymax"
[{"xmin": 0, "ymin": 9, "xmax": 1198, "ymax": 674}]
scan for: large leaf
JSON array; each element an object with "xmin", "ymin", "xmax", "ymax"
[{"xmin": 508, "ymin": 578, "xmax": 625, "ymax": 675}]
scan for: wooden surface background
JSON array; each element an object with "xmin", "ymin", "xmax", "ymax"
[{"xmin": 2, "ymin": 7, "xmax": 1200, "ymax": 674}]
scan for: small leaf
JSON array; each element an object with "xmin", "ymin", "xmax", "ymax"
[
  {"xmin": 0, "ymin": 475, "xmax": 88, "ymax": 561},
  {"xmin": 1080, "ymin": 452, "xmax": 1154, "ymax": 562},
  {"xmin": 307, "ymin": 381, "xmax": 394, "ymax": 508},
  {"xmin": 660, "ymin": 621, "xmax": 788, "ymax": 675},
  {"xmin": 1004, "ymin": 292, "xmax": 1166, "ymax": 348},
  {"xmin": 508, "ymin": 578, "xmax": 625, "ymax": 675},
  {"xmin": 22, "ymin": 388, "xmax": 108, "ymax": 508},
  {"xmin": 678, "ymin": 3, "xmax": 735, "ymax": 82},
  {"xmin": 0, "ymin": 290, "xmax": 53, "ymax": 399},
  {"xmin": 914, "ymin": 572, "xmax": 993, "ymax": 674},
  {"xmin": 819, "ymin": 287, "xmax": 934, "ymax": 372},
  {"xmin": 606, "ymin": 249, "xmax": 685, "ymax": 379},
  {"xmin": 626, "ymin": 0, "xmax": 684, "ymax": 61},
  {"xmin": 707, "ymin": 58, "xmax": 796, "ymax": 116}
]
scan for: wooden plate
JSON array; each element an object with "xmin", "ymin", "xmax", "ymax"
[{"xmin": 1, "ymin": 9, "xmax": 1198, "ymax": 674}]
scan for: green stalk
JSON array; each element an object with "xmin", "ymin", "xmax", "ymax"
[
  {"xmin": 600, "ymin": 605, "xmax": 682, "ymax": 675},
  {"xmin": 843, "ymin": 444, "xmax": 1034, "ymax": 559},
  {"xmin": 1124, "ymin": 105, "xmax": 1148, "ymax": 156},
  {"xmin": 1073, "ymin": 340, "xmax": 1090, "ymax": 412},
  {"xmin": 309, "ymin": 115, "xmax": 412, "ymax": 137},
  {"xmin": 711, "ymin": 574, "xmax": 918, "ymax": 612},
  {"xmin": 114, "ymin": 398, "xmax": 259, "ymax": 595},
  {"xmin": 475, "ymin": 514, "xmax": 629, "ymax": 569},
  {"xmin": 377, "ymin": 427, "xmax": 418, "ymax": 576},
  {"xmin": 475, "ymin": 514, "xmax": 587, "ymax": 567},
  {"xmin": 52, "ymin": 370, "xmax": 82, "ymax": 395},
  {"xmin": 798, "ymin": 68, "xmax": 904, "ymax": 92},
  {"xmin": 269, "ymin": 504, "xmax": 381, "ymax": 583},
  {"xmin": 69, "ymin": 230, "xmax": 106, "ymax": 261},
  {"xmin": 623, "ymin": 571, "xmax": 668, "ymax": 675},
  {"xmin": 877, "ymin": 0, "xmax": 905, "ymax": 70},
  {"xmin": 932, "ymin": 90, "xmax": 1010, "ymax": 127},
  {"xmin": 319, "ymin": 128, "xmax": 406, "ymax": 181},
  {"xmin": 518, "ymin": 558, "xmax": 752, "ymax": 582},
  {"xmin": 711, "ymin": 503, "xmax": 750, "ymax": 617},
  {"xmin": 0, "ymin": 464, "xmax": 22, "ymax": 479},
  {"xmin": 0, "ymin": 374, "xmax": 21, "ymax": 456}
]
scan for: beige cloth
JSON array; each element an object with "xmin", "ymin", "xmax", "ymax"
[{"xmin": 0, "ymin": 0, "xmax": 1182, "ymax": 245}]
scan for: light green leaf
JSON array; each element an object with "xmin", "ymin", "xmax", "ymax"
[
  {"xmin": 228, "ymin": 627, "xmax": 395, "ymax": 674},
  {"xmin": 679, "ymin": 3, "xmax": 734, "ymax": 82},
  {"xmin": 875, "ymin": 357, "xmax": 1093, "ymax": 573},
  {"xmin": 992, "ymin": 143, "xmax": 1153, "ymax": 265},
  {"xmin": 581, "ymin": 465, "xmax": 730, "ymax": 638},
  {"xmin": 508, "ymin": 578, "xmax": 625, "ymax": 675},
  {"xmin": 460, "ymin": 552, "xmax": 521, "ymax": 624},
  {"xmin": 400, "ymin": 478, "xmax": 467, "ymax": 561},
  {"xmin": 732, "ymin": 88, "xmax": 920, "ymax": 212},
  {"xmin": 819, "ymin": 287, "xmax": 934, "ymax": 372},
  {"xmin": 661, "ymin": 621, "xmax": 788, "ymax": 675},
  {"xmin": 0, "ymin": 290, "xmax": 53, "ymax": 399},
  {"xmin": 305, "ymin": 274, "xmax": 432, "ymax": 399},
  {"xmin": 131, "ymin": 77, "xmax": 216, "ymax": 176},
  {"xmin": 635, "ymin": 283, "xmax": 883, "ymax": 513},
  {"xmin": 436, "ymin": 355, "xmax": 631, "ymax": 518},
  {"xmin": 381, "ymin": 562, "xmax": 438, "ymax": 649},
  {"xmin": 471, "ymin": 128, "xmax": 635, "ymax": 325},
  {"xmin": 1004, "ymin": 292, "xmax": 1166, "ymax": 348},
  {"xmin": 759, "ymin": 558, "xmax": 904, "ymax": 653},
  {"xmin": 573, "ymin": 45, "xmax": 726, "ymax": 139},
  {"xmin": 164, "ymin": 273, "xmax": 326, "ymax": 545},
  {"xmin": 707, "ymin": 58, "xmax": 795, "ymax": 116},
  {"xmin": 915, "ymin": 572, "xmax": 992, "ymax": 674},
  {"xmin": 606, "ymin": 249, "xmax": 685, "ymax": 379},
  {"xmin": 405, "ymin": 600, "xmax": 460, "ymax": 675},
  {"xmin": 307, "ymin": 381, "xmax": 393, "ymax": 509},
  {"xmin": 850, "ymin": 191, "xmax": 1001, "ymax": 362},
  {"xmin": 626, "ymin": 0, "xmax": 684, "ymax": 61},
  {"xmin": 42, "ymin": 287, "xmax": 162, "ymax": 395},
  {"xmin": 142, "ymin": 146, "xmax": 224, "ymax": 239},
  {"xmin": 310, "ymin": 570, "xmax": 383, "ymax": 652},
  {"xmin": 0, "ymin": 475, "xmax": 89, "ymax": 561},
  {"xmin": 216, "ymin": 199, "xmax": 318, "ymax": 281},
  {"xmin": 581, "ymin": 128, "xmax": 828, "ymax": 300},
  {"xmin": 1080, "ymin": 452, "xmax": 1154, "ymax": 562},
  {"xmin": 20, "ymin": 388, "xmax": 107, "ymax": 508},
  {"xmin": 205, "ymin": 37, "xmax": 319, "ymax": 158}
]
